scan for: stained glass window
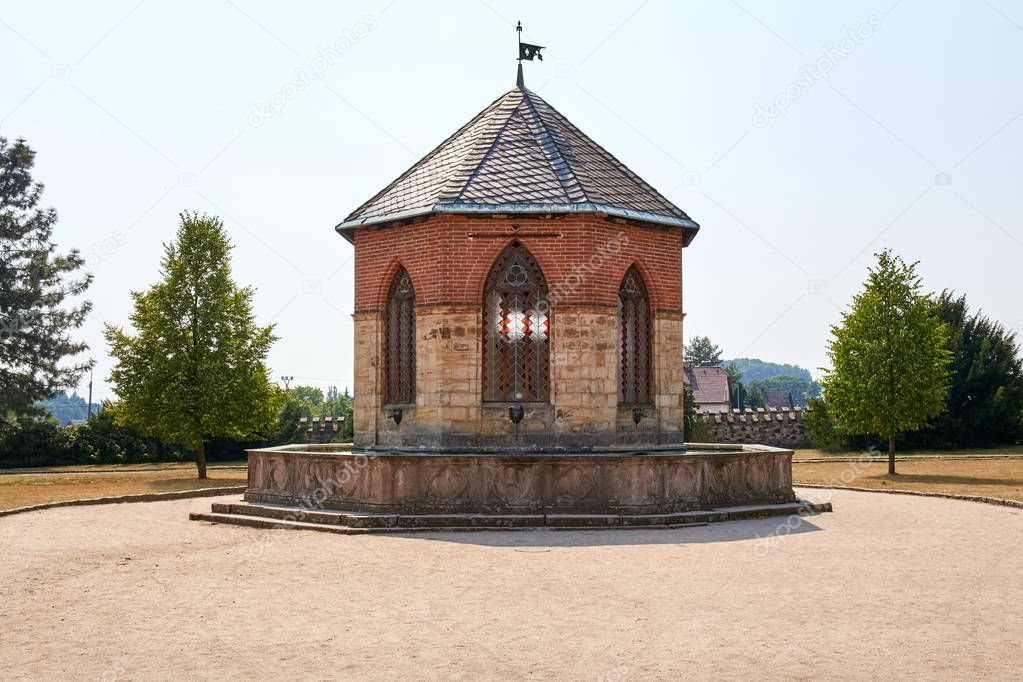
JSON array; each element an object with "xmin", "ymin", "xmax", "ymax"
[
  {"xmin": 385, "ymin": 267, "xmax": 416, "ymax": 405},
  {"xmin": 618, "ymin": 266, "xmax": 650, "ymax": 405},
  {"xmin": 482, "ymin": 242, "xmax": 549, "ymax": 402}
]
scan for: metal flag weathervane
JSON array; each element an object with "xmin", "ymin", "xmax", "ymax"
[{"xmin": 516, "ymin": 21, "xmax": 544, "ymax": 87}]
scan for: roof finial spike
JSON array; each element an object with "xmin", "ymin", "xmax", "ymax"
[{"xmin": 516, "ymin": 20, "xmax": 524, "ymax": 87}]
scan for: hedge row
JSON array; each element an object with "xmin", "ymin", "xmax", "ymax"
[{"xmin": 0, "ymin": 412, "xmax": 252, "ymax": 469}]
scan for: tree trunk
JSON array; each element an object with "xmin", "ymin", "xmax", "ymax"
[
  {"xmin": 196, "ymin": 440, "xmax": 208, "ymax": 480},
  {"xmin": 888, "ymin": 434, "xmax": 896, "ymax": 475}
]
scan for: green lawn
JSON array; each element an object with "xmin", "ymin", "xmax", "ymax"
[
  {"xmin": 794, "ymin": 444, "xmax": 1023, "ymax": 459},
  {"xmin": 0, "ymin": 463, "xmax": 247, "ymax": 511},
  {"xmin": 794, "ymin": 457, "xmax": 1023, "ymax": 503}
]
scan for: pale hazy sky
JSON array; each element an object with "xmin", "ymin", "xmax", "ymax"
[{"xmin": 3, "ymin": 0, "xmax": 1022, "ymax": 401}]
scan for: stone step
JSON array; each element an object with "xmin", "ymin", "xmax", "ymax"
[
  {"xmin": 211, "ymin": 502, "xmax": 394, "ymax": 528},
  {"xmin": 709, "ymin": 501, "xmax": 830, "ymax": 520},
  {"xmin": 190, "ymin": 499, "xmax": 832, "ymax": 533},
  {"xmin": 190, "ymin": 511, "xmax": 551, "ymax": 534},
  {"xmin": 211, "ymin": 502, "xmax": 547, "ymax": 529}
]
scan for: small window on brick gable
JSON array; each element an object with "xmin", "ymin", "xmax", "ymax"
[
  {"xmin": 618, "ymin": 266, "xmax": 651, "ymax": 405},
  {"xmin": 385, "ymin": 267, "xmax": 416, "ymax": 405}
]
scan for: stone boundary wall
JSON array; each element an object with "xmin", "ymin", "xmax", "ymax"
[
  {"xmin": 299, "ymin": 417, "xmax": 344, "ymax": 444},
  {"xmin": 696, "ymin": 407, "xmax": 810, "ymax": 448}
]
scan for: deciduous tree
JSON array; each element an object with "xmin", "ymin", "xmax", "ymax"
[
  {"xmin": 822, "ymin": 250, "xmax": 951, "ymax": 473},
  {"xmin": 105, "ymin": 212, "xmax": 281, "ymax": 478}
]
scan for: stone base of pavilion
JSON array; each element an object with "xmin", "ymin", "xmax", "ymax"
[{"xmin": 190, "ymin": 443, "xmax": 832, "ymax": 533}]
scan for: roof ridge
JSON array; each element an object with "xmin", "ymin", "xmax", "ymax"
[
  {"xmin": 525, "ymin": 89, "xmax": 688, "ymax": 220},
  {"xmin": 341, "ymin": 89, "xmax": 514, "ymax": 223},
  {"xmin": 450, "ymin": 91, "xmax": 529, "ymax": 204},
  {"xmin": 519, "ymin": 89, "xmax": 586, "ymax": 203}
]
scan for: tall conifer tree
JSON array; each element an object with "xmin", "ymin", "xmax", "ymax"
[{"xmin": 0, "ymin": 137, "xmax": 91, "ymax": 420}]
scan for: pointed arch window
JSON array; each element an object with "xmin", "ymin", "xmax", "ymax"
[
  {"xmin": 618, "ymin": 266, "xmax": 651, "ymax": 405},
  {"xmin": 483, "ymin": 242, "xmax": 549, "ymax": 402},
  {"xmin": 385, "ymin": 267, "xmax": 416, "ymax": 405}
]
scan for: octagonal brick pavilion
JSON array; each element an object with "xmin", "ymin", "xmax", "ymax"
[{"xmin": 338, "ymin": 80, "xmax": 699, "ymax": 452}]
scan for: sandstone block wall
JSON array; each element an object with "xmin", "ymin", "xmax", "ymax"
[{"xmin": 351, "ymin": 214, "xmax": 689, "ymax": 450}]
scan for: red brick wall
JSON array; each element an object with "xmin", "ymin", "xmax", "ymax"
[{"xmin": 352, "ymin": 214, "xmax": 684, "ymax": 313}]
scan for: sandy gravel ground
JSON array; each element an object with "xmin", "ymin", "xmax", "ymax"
[{"xmin": 1, "ymin": 488, "xmax": 1020, "ymax": 680}]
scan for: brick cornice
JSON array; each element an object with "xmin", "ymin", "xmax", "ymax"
[
  {"xmin": 355, "ymin": 214, "xmax": 685, "ymax": 311},
  {"xmin": 355, "ymin": 302, "xmax": 683, "ymax": 315}
]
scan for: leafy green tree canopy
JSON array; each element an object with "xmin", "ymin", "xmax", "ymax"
[
  {"xmin": 919, "ymin": 291, "xmax": 1023, "ymax": 447},
  {"xmin": 685, "ymin": 335, "xmax": 723, "ymax": 366},
  {"xmin": 0, "ymin": 136, "xmax": 91, "ymax": 420},
  {"xmin": 290, "ymin": 385, "xmax": 324, "ymax": 408},
  {"xmin": 821, "ymin": 250, "xmax": 951, "ymax": 473},
  {"xmin": 105, "ymin": 212, "xmax": 281, "ymax": 478}
]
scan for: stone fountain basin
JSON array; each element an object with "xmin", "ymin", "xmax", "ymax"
[{"xmin": 240, "ymin": 442, "xmax": 798, "ymax": 516}]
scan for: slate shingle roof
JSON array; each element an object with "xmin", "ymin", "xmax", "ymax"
[
  {"xmin": 684, "ymin": 365, "xmax": 731, "ymax": 406},
  {"xmin": 337, "ymin": 85, "xmax": 699, "ymax": 240},
  {"xmin": 761, "ymin": 389, "xmax": 795, "ymax": 410}
]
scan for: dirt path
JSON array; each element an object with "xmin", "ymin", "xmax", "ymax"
[{"xmin": 1, "ymin": 489, "xmax": 1020, "ymax": 680}]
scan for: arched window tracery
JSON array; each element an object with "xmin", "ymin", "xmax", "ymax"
[
  {"xmin": 385, "ymin": 267, "xmax": 416, "ymax": 405},
  {"xmin": 618, "ymin": 266, "xmax": 651, "ymax": 405},
  {"xmin": 482, "ymin": 242, "xmax": 549, "ymax": 402}
]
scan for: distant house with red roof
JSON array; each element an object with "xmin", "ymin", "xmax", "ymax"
[{"xmin": 683, "ymin": 364, "xmax": 731, "ymax": 413}]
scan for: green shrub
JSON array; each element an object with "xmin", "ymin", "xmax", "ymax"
[
  {"xmin": 0, "ymin": 418, "xmax": 71, "ymax": 468},
  {"xmin": 0, "ymin": 410, "xmax": 190, "ymax": 468},
  {"xmin": 64, "ymin": 410, "xmax": 186, "ymax": 465},
  {"xmin": 0, "ymin": 391, "xmax": 322, "ymax": 468},
  {"xmin": 686, "ymin": 419, "xmax": 715, "ymax": 443},
  {"xmin": 804, "ymin": 397, "xmax": 847, "ymax": 451}
]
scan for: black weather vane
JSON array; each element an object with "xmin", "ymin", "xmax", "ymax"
[
  {"xmin": 517, "ymin": 21, "xmax": 544, "ymax": 61},
  {"xmin": 516, "ymin": 21, "xmax": 544, "ymax": 87}
]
